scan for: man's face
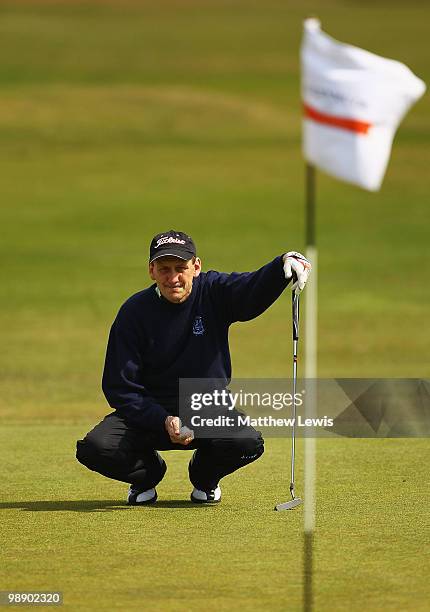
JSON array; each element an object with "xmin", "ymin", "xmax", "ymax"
[{"xmin": 149, "ymin": 256, "xmax": 201, "ymax": 304}]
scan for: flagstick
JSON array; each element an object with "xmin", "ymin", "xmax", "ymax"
[{"xmin": 304, "ymin": 163, "xmax": 317, "ymax": 612}]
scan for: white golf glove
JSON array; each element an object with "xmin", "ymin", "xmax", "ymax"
[{"xmin": 283, "ymin": 251, "xmax": 312, "ymax": 294}]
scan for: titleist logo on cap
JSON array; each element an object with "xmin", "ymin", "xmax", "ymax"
[
  {"xmin": 155, "ymin": 236, "xmax": 186, "ymax": 248},
  {"xmin": 149, "ymin": 230, "xmax": 197, "ymax": 262}
]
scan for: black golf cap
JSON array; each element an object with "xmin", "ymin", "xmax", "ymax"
[{"xmin": 149, "ymin": 230, "xmax": 196, "ymax": 263}]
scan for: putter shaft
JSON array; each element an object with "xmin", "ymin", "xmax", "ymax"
[{"xmin": 275, "ymin": 292, "xmax": 301, "ymax": 511}]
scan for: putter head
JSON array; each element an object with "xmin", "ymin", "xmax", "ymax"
[{"xmin": 274, "ymin": 497, "xmax": 302, "ymax": 511}]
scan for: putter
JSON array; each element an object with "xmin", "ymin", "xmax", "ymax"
[{"xmin": 275, "ymin": 291, "xmax": 303, "ymax": 511}]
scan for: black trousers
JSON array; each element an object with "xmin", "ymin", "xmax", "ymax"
[{"xmin": 76, "ymin": 412, "xmax": 264, "ymax": 491}]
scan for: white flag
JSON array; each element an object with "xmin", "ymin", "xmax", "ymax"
[{"xmin": 301, "ymin": 19, "xmax": 426, "ymax": 191}]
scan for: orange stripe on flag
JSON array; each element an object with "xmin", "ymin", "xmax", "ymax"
[{"xmin": 303, "ymin": 103, "xmax": 372, "ymax": 134}]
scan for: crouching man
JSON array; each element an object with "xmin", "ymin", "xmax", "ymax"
[{"xmin": 76, "ymin": 230, "xmax": 310, "ymax": 505}]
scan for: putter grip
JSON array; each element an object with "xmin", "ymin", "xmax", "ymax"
[{"xmin": 292, "ymin": 292, "xmax": 299, "ymax": 341}]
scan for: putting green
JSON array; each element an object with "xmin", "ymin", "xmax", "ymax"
[
  {"xmin": 1, "ymin": 425, "xmax": 428, "ymax": 611},
  {"xmin": 0, "ymin": 1, "xmax": 429, "ymax": 609}
]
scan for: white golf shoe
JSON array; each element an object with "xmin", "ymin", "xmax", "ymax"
[
  {"xmin": 190, "ymin": 486, "xmax": 221, "ymax": 504},
  {"xmin": 127, "ymin": 486, "xmax": 157, "ymax": 505}
]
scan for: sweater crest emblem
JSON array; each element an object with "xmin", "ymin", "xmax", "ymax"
[{"xmin": 192, "ymin": 316, "xmax": 205, "ymax": 336}]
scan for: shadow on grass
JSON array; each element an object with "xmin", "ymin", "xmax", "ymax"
[
  {"xmin": 0, "ymin": 499, "xmax": 211, "ymax": 512},
  {"xmin": 0, "ymin": 500, "xmax": 129, "ymax": 512}
]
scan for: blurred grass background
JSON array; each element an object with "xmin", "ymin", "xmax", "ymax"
[
  {"xmin": 0, "ymin": 0, "xmax": 428, "ymax": 423},
  {"xmin": 0, "ymin": 2, "xmax": 429, "ymax": 610}
]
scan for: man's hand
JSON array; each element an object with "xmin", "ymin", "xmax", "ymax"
[
  {"xmin": 165, "ymin": 416, "xmax": 194, "ymax": 445},
  {"xmin": 283, "ymin": 251, "xmax": 312, "ymax": 294}
]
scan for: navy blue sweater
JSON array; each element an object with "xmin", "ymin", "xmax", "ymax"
[{"xmin": 102, "ymin": 256, "xmax": 289, "ymax": 431}]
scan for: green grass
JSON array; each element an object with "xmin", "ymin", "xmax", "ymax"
[
  {"xmin": 1, "ymin": 426, "xmax": 429, "ymax": 611},
  {"xmin": 0, "ymin": 1, "xmax": 429, "ymax": 609}
]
